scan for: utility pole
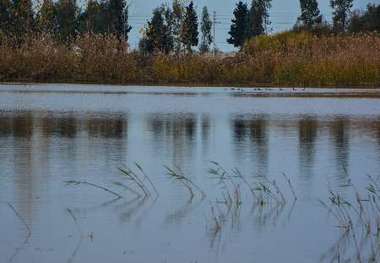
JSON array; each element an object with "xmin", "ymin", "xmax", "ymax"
[{"xmin": 212, "ymin": 11, "xmax": 221, "ymax": 56}]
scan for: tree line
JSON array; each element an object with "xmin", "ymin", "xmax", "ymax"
[
  {"xmin": 228, "ymin": 0, "xmax": 380, "ymax": 48},
  {"xmin": 138, "ymin": 1, "xmax": 213, "ymax": 54},
  {"xmin": 0, "ymin": 0, "xmax": 379, "ymax": 52},
  {"xmin": 0, "ymin": 0, "xmax": 131, "ymax": 42}
]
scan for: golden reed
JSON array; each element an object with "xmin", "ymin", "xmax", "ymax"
[{"xmin": 1, "ymin": 32, "xmax": 379, "ymax": 87}]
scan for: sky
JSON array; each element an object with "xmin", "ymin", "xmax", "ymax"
[{"xmin": 127, "ymin": 0, "xmax": 379, "ymax": 51}]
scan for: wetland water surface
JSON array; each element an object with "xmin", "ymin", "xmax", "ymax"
[{"xmin": 1, "ymin": 84, "xmax": 380, "ymax": 263}]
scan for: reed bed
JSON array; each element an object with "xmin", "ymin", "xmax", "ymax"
[
  {"xmin": 1, "ymin": 32, "xmax": 380, "ymax": 87},
  {"xmin": 61, "ymin": 161, "xmax": 380, "ymax": 260},
  {"xmin": 319, "ymin": 175, "xmax": 380, "ymax": 262}
]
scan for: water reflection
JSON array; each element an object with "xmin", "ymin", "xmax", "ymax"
[
  {"xmin": 2, "ymin": 102, "xmax": 380, "ymax": 263},
  {"xmin": 201, "ymin": 114, "xmax": 211, "ymax": 155},
  {"xmin": 87, "ymin": 115, "xmax": 127, "ymax": 138},
  {"xmin": 41, "ymin": 115, "xmax": 78, "ymax": 138},
  {"xmin": 298, "ymin": 118, "xmax": 318, "ymax": 180},
  {"xmin": 11, "ymin": 112, "xmax": 33, "ymax": 138},
  {"xmin": 0, "ymin": 115, "xmax": 12, "ymax": 137},
  {"xmin": 145, "ymin": 113, "xmax": 197, "ymax": 170},
  {"xmin": 232, "ymin": 115, "xmax": 268, "ymax": 177},
  {"xmin": 329, "ymin": 118, "xmax": 350, "ymax": 179}
]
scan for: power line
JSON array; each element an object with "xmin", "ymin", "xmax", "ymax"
[{"xmin": 213, "ymin": 11, "xmax": 221, "ymax": 55}]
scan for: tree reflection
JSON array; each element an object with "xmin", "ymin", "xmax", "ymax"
[
  {"xmin": 12, "ymin": 112, "xmax": 33, "ymax": 138},
  {"xmin": 87, "ymin": 115, "xmax": 126, "ymax": 138},
  {"xmin": 0, "ymin": 114, "xmax": 12, "ymax": 137},
  {"xmin": 41, "ymin": 114, "xmax": 78, "ymax": 138},
  {"xmin": 298, "ymin": 117, "xmax": 318, "ymax": 180},
  {"xmin": 329, "ymin": 118, "xmax": 350, "ymax": 179},
  {"xmin": 232, "ymin": 115, "xmax": 268, "ymax": 177},
  {"xmin": 145, "ymin": 113, "xmax": 197, "ymax": 171}
]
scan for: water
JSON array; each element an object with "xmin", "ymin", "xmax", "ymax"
[{"xmin": 1, "ymin": 84, "xmax": 380, "ymax": 263}]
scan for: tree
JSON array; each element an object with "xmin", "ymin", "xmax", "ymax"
[
  {"xmin": 107, "ymin": 0, "xmax": 125, "ymax": 38},
  {"xmin": 121, "ymin": 3, "xmax": 132, "ymax": 41},
  {"xmin": 227, "ymin": 1, "xmax": 249, "ymax": 48},
  {"xmin": 139, "ymin": 6, "xmax": 173, "ymax": 54},
  {"xmin": 297, "ymin": 0, "xmax": 322, "ymax": 29},
  {"xmin": 181, "ymin": 1, "xmax": 198, "ymax": 53},
  {"xmin": 10, "ymin": 0, "xmax": 35, "ymax": 38},
  {"xmin": 171, "ymin": 0, "xmax": 185, "ymax": 53},
  {"xmin": 79, "ymin": 0, "xmax": 112, "ymax": 35},
  {"xmin": 330, "ymin": 0, "xmax": 353, "ymax": 32},
  {"xmin": 199, "ymin": 6, "xmax": 212, "ymax": 53},
  {"xmin": 36, "ymin": 0, "xmax": 57, "ymax": 34},
  {"xmin": 55, "ymin": 0, "xmax": 79, "ymax": 42},
  {"xmin": 348, "ymin": 4, "xmax": 380, "ymax": 33},
  {"xmin": 0, "ymin": 0, "xmax": 12, "ymax": 35},
  {"xmin": 249, "ymin": 0, "xmax": 272, "ymax": 37}
]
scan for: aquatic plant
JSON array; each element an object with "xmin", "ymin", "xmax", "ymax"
[
  {"xmin": 164, "ymin": 165, "xmax": 206, "ymax": 200},
  {"xmin": 319, "ymin": 175, "xmax": 380, "ymax": 262},
  {"xmin": 65, "ymin": 180, "xmax": 123, "ymax": 199},
  {"xmin": 7, "ymin": 203, "xmax": 31, "ymax": 262},
  {"xmin": 118, "ymin": 163, "xmax": 159, "ymax": 199}
]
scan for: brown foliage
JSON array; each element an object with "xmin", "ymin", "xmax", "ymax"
[{"xmin": 1, "ymin": 32, "xmax": 380, "ymax": 87}]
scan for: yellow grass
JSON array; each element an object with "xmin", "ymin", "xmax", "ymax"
[{"xmin": 1, "ymin": 32, "xmax": 379, "ymax": 87}]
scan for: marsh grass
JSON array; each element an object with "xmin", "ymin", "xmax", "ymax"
[
  {"xmin": 208, "ymin": 161, "xmax": 295, "ymax": 207},
  {"xmin": 206, "ymin": 162, "xmax": 298, "ymax": 244},
  {"xmin": 66, "ymin": 208, "xmax": 84, "ymax": 263},
  {"xmin": 59, "ymin": 162, "xmax": 380, "ymax": 261},
  {"xmin": 319, "ymin": 175, "xmax": 380, "ymax": 262},
  {"xmin": 65, "ymin": 180, "xmax": 123, "ymax": 199},
  {"xmin": 164, "ymin": 165, "xmax": 206, "ymax": 200},
  {"xmin": 7, "ymin": 202, "xmax": 31, "ymax": 262},
  {"xmin": 1, "ymin": 32, "xmax": 380, "ymax": 87},
  {"xmin": 118, "ymin": 163, "xmax": 159, "ymax": 199}
]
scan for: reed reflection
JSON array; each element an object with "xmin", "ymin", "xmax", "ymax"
[
  {"xmin": 0, "ymin": 115, "xmax": 12, "ymax": 137},
  {"xmin": 86, "ymin": 115, "xmax": 126, "ymax": 139},
  {"xmin": 41, "ymin": 114, "xmax": 78, "ymax": 138},
  {"xmin": 9, "ymin": 112, "xmax": 33, "ymax": 138}
]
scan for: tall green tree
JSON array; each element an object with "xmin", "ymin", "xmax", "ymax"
[
  {"xmin": 121, "ymin": 3, "xmax": 132, "ymax": 41},
  {"xmin": 37, "ymin": 0, "xmax": 57, "ymax": 34},
  {"xmin": 297, "ymin": 0, "xmax": 322, "ymax": 29},
  {"xmin": 348, "ymin": 4, "xmax": 380, "ymax": 33},
  {"xmin": 55, "ymin": 0, "xmax": 78, "ymax": 42},
  {"xmin": 249, "ymin": 0, "xmax": 272, "ymax": 37},
  {"xmin": 10, "ymin": 0, "xmax": 35, "ymax": 38},
  {"xmin": 139, "ymin": 6, "xmax": 173, "ymax": 54},
  {"xmin": 0, "ymin": 0, "xmax": 12, "ymax": 36},
  {"xmin": 330, "ymin": 0, "xmax": 353, "ymax": 32},
  {"xmin": 227, "ymin": 1, "xmax": 249, "ymax": 48},
  {"xmin": 172, "ymin": 0, "xmax": 185, "ymax": 53},
  {"xmin": 199, "ymin": 6, "xmax": 212, "ymax": 53},
  {"xmin": 107, "ymin": 0, "xmax": 125, "ymax": 38},
  {"xmin": 79, "ymin": 0, "xmax": 110, "ymax": 35},
  {"xmin": 181, "ymin": 1, "xmax": 198, "ymax": 53}
]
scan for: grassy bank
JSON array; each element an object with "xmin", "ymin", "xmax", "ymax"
[{"xmin": 1, "ymin": 32, "xmax": 380, "ymax": 87}]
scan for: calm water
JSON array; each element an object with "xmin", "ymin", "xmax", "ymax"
[{"xmin": 1, "ymin": 84, "xmax": 380, "ymax": 263}]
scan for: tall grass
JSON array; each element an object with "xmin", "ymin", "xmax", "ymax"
[{"xmin": 1, "ymin": 32, "xmax": 380, "ymax": 87}]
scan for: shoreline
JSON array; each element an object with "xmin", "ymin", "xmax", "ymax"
[{"xmin": 1, "ymin": 82, "xmax": 380, "ymax": 98}]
